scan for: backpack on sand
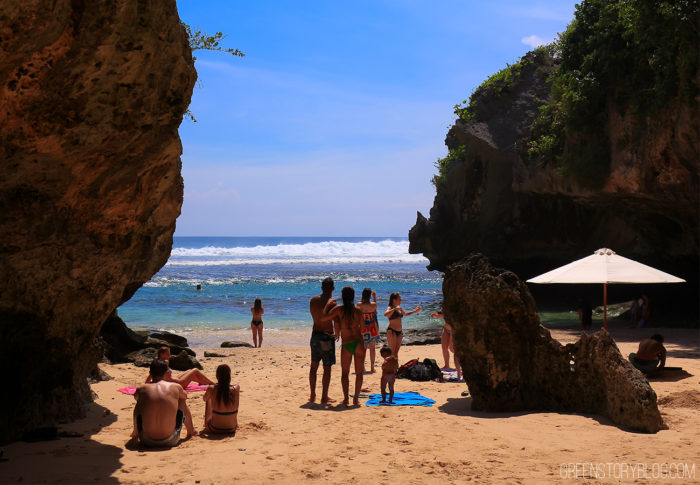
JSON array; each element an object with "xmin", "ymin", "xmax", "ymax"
[
  {"xmin": 397, "ymin": 358, "xmax": 419, "ymax": 379},
  {"xmin": 422, "ymin": 358, "xmax": 444, "ymax": 382},
  {"xmin": 398, "ymin": 358, "xmax": 445, "ymax": 382}
]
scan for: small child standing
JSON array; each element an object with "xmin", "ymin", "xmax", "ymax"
[{"xmin": 380, "ymin": 346, "xmax": 399, "ymax": 403}]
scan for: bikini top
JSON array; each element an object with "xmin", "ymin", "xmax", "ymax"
[{"xmin": 389, "ymin": 308, "xmax": 402, "ymax": 320}]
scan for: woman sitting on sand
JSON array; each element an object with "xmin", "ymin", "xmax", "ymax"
[
  {"xmin": 203, "ymin": 364, "xmax": 240, "ymax": 434},
  {"xmin": 145, "ymin": 347, "xmax": 214, "ymax": 387},
  {"xmin": 384, "ymin": 292, "xmax": 421, "ymax": 360},
  {"xmin": 324, "ymin": 286, "xmax": 366, "ymax": 406},
  {"xmin": 250, "ymin": 298, "xmax": 264, "ymax": 348},
  {"xmin": 357, "ymin": 288, "xmax": 380, "ymax": 373}
]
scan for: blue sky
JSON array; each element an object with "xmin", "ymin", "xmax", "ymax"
[{"xmin": 175, "ymin": 0, "xmax": 578, "ymax": 236}]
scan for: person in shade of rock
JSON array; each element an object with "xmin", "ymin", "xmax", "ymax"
[
  {"xmin": 131, "ymin": 359, "xmax": 197, "ymax": 447},
  {"xmin": 629, "ymin": 334, "xmax": 667, "ymax": 373}
]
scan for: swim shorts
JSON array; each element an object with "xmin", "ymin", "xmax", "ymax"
[
  {"xmin": 628, "ymin": 353, "xmax": 659, "ymax": 373},
  {"xmin": 310, "ymin": 330, "xmax": 336, "ymax": 366},
  {"xmin": 138, "ymin": 409, "xmax": 184, "ymax": 447}
]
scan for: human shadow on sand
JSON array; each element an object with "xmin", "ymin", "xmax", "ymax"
[
  {"xmin": 438, "ymin": 397, "xmax": 653, "ymax": 434},
  {"xmin": 0, "ymin": 402, "xmax": 122, "ymax": 484},
  {"xmin": 124, "ymin": 433, "xmax": 196, "ymax": 451},
  {"xmin": 197, "ymin": 429, "xmax": 237, "ymax": 441},
  {"xmin": 299, "ymin": 401, "xmax": 362, "ymax": 412}
]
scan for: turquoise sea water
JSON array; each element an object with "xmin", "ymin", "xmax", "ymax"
[{"xmin": 118, "ymin": 237, "xmax": 444, "ymax": 346}]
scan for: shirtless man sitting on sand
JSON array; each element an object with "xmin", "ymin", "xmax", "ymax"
[
  {"xmin": 145, "ymin": 347, "xmax": 214, "ymax": 388},
  {"xmin": 131, "ymin": 359, "xmax": 197, "ymax": 447},
  {"xmin": 309, "ymin": 277, "xmax": 337, "ymax": 404},
  {"xmin": 629, "ymin": 334, "xmax": 667, "ymax": 373}
]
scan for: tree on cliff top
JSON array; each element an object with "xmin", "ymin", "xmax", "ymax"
[
  {"xmin": 182, "ymin": 23, "xmax": 245, "ymax": 121},
  {"xmin": 527, "ymin": 0, "xmax": 699, "ymax": 187}
]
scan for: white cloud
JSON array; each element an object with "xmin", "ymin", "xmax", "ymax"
[{"xmin": 521, "ymin": 35, "xmax": 548, "ymax": 49}]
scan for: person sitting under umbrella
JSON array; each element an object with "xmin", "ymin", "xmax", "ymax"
[{"xmin": 628, "ymin": 334, "xmax": 666, "ymax": 373}]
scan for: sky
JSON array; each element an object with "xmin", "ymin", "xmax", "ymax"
[{"xmin": 175, "ymin": 0, "xmax": 578, "ymax": 237}]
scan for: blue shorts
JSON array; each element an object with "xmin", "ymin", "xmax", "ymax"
[{"xmin": 310, "ymin": 331, "xmax": 335, "ymax": 366}]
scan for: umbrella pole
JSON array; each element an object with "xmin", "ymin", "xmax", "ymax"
[{"xmin": 603, "ymin": 283, "xmax": 608, "ymax": 330}]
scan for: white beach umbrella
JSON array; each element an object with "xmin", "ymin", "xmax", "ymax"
[{"xmin": 527, "ymin": 248, "xmax": 685, "ymax": 329}]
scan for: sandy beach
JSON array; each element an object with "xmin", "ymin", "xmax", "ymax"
[{"xmin": 1, "ymin": 327, "xmax": 698, "ymax": 484}]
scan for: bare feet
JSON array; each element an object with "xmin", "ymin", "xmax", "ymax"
[
  {"xmin": 342, "ymin": 399, "xmax": 349, "ymax": 406},
  {"xmin": 309, "ymin": 393, "xmax": 316, "ymax": 403},
  {"xmin": 321, "ymin": 397, "xmax": 336, "ymax": 404},
  {"xmin": 186, "ymin": 430, "xmax": 199, "ymax": 438},
  {"xmin": 353, "ymin": 398, "xmax": 359, "ymax": 406}
]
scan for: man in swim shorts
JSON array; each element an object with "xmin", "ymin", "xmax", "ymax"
[
  {"xmin": 309, "ymin": 277, "xmax": 337, "ymax": 404},
  {"xmin": 131, "ymin": 359, "xmax": 197, "ymax": 447},
  {"xmin": 629, "ymin": 334, "xmax": 667, "ymax": 373}
]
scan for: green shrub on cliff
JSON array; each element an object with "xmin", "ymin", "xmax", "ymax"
[
  {"xmin": 527, "ymin": 0, "xmax": 699, "ymax": 188},
  {"xmin": 432, "ymin": 145, "xmax": 467, "ymax": 188},
  {"xmin": 182, "ymin": 23, "xmax": 245, "ymax": 122},
  {"xmin": 454, "ymin": 45, "xmax": 556, "ymax": 123}
]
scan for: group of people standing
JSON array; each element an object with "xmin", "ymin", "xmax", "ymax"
[{"xmin": 308, "ymin": 277, "xmax": 425, "ymax": 406}]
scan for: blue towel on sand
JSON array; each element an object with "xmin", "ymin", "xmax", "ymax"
[{"xmin": 365, "ymin": 391, "xmax": 435, "ymax": 407}]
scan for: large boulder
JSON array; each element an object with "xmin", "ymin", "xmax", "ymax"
[
  {"xmin": 100, "ymin": 311, "xmax": 147, "ymax": 363},
  {"xmin": 100, "ymin": 312, "xmax": 196, "ymax": 363},
  {"xmin": 0, "ymin": 0, "xmax": 196, "ymax": 442},
  {"xmin": 443, "ymin": 254, "xmax": 665, "ymax": 433}
]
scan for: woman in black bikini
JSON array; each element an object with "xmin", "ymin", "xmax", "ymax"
[
  {"xmin": 203, "ymin": 364, "xmax": 240, "ymax": 434},
  {"xmin": 383, "ymin": 292, "xmax": 421, "ymax": 359},
  {"xmin": 250, "ymin": 298, "xmax": 264, "ymax": 348}
]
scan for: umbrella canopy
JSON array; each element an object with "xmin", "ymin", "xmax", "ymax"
[
  {"xmin": 527, "ymin": 248, "xmax": 685, "ymax": 328},
  {"xmin": 527, "ymin": 248, "xmax": 686, "ymax": 284}
]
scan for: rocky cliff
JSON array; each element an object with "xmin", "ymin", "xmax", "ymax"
[
  {"xmin": 0, "ymin": 1, "xmax": 196, "ymax": 442},
  {"xmin": 409, "ymin": 48, "xmax": 699, "ymax": 300}
]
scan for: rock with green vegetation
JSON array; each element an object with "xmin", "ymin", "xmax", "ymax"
[{"xmin": 410, "ymin": 0, "xmax": 698, "ymax": 312}]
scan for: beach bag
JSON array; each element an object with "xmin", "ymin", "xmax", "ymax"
[
  {"xmin": 408, "ymin": 362, "xmax": 432, "ymax": 381},
  {"xmin": 422, "ymin": 358, "xmax": 444, "ymax": 382},
  {"xmin": 397, "ymin": 358, "xmax": 419, "ymax": 379}
]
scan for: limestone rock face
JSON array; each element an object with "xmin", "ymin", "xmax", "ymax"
[
  {"xmin": 443, "ymin": 254, "xmax": 665, "ymax": 433},
  {"xmin": 0, "ymin": 1, "xmax": 196, "ymax": 442},
  {"xmin": 409, "ymin": 51, "xmax": 699, "ymax": 295}
]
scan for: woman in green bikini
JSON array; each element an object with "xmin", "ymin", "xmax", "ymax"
[{"xmin": 324, "ymin": 286, "xmax": 365, "ymax": 406}]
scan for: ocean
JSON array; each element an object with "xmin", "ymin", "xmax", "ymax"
[{"xmin": 117, "ymin": 237, "xmax": 444, "ymax": 347}]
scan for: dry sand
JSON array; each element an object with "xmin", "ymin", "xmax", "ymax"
[{"xmin": 1, "ymin": 327, "xmax": 698, "ymax": 484}]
